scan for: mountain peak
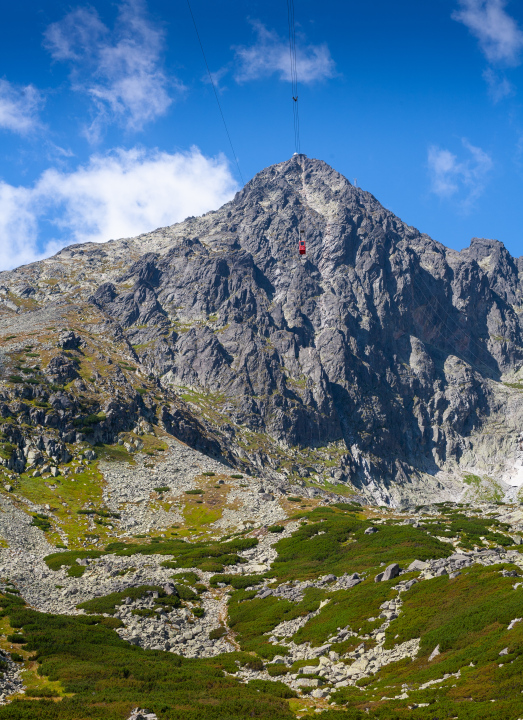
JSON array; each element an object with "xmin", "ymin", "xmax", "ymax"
[{"xmin": 1, "ymin": 157, "xmax": 523, "ymax": 506}]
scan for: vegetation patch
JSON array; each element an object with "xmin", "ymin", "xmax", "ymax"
[
  {"xmin": 209, "ymin": 574, "xmax": 265, "ymax": 589},
  {"xmin": 227, "ymin": 586, "xmax": 324, "ymax": 659},
  {"xmin": 426, "ymin": 512, "xmax": 513, "ymax": 550},
  {"xmin": 293, "ymin": 581, "xmax": 395, "ymax": 645},
  {"xmin": 102, "ymin": 536, "xmax": 258, "ymax": 574},
  {"xmin": 31, "ymin": 514, "xmax": 52, "ymax": 533},
  {"xmin": 268, "ymin": 506, "xmax": 452, "ymax": 582},
  {"xmin": 44, "ymin": 550, "xmax": 104, "ymax": 577},
  {"xmin": 77, "ymin": 585, "xmax": 181, "ymax": 615},
  {"xmin": 0, "ymin": 592, "xmax": 294, "ymax": 720}
]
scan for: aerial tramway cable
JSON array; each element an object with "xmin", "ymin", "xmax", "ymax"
[
  {"xmin": 286, "ymin": 0, "xmax": 304, "ymax": 254},
  {"xmin": 186, "ymin": 0, "xmax": 244, "ymax": 186},
  {"xmin": 286, "ymin": 0, "xmax": 300, "ymax": 155}
]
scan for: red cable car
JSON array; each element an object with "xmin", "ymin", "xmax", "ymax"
[{"xmin": 299, "ymin": 229, "xmax": 306, "ymax": 255}]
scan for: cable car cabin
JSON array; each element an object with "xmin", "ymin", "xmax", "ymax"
[{"xmin": 299, "ymin": 239, "xmax": 306, "ymax": 255}]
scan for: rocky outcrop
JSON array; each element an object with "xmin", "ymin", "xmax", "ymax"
[{"xmin": 2, "ymin": 155, "xmax": 523, "ymax": 503}]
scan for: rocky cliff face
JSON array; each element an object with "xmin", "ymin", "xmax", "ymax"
[{"xmin": 2, "ymin": 155, "xmax": 523, "ymax": 506}]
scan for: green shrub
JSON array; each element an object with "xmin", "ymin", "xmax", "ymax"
[
  {"xmin": 31, "ymin": 515, "xmax": 52, "ymax": 533},
  {"xmin": 210, "ymin": 574, "xmax": 264, "ymax": 589},
  {"xmin": 171, "ymin": 571, "xmax": 199, "ymax": 585},
  {"xmin": 66, "ymin": 565, "xmax": 86, "ymax": 578},
  {"xmin": 175, "ymin": 585, "xmax": 197, "ymax": 601},
  {"xmin": 268, "ymin": 525, "xmax": 284, "ymax": 533},
  {"xmin": 202, "ymin": 472, "xmax": 215, "ymax": 476},
  {"xmin": 25, "ymin": 687, "xmax": 60, "ymax": 697},
  {"xmin": 227, "ymin": 586, "xmax": 322, "ymax": 659},
  {"xmin": 230, "ymin": 474, "xmax": 243, "ymax": 479},
  {"xmin": 103, "ymin": 536, "xmax": 257, "ymax": 574},
  {"xmin": 209, "ymin": 626, "xmax": 226, "ymax": 640},
  {"xmin": 242, "ymin": 657, "xmax": 264, "ymax": 671},
  {"xmin": 10, "ymin": 653, "xmax": 23, "ymax": 662},
  {"xmin": 77, "ymin": 586, "xmax": 180, "ymax": 615},
  {"xmin": 154, "ymin": 486, "xmax": 170, "ymax": 493},
  {"xmin": 267, "ymin": 507, "xmax": 451, "ymax": 582},
  {"xmin": 267, "ymin": 663, "xmax": 289, "ymax": 676},
  {"xmin": 247, "ymin": 679, "xmax": 297, "ymax": 699},
  {"xmin": 185, "ymin": 489, "xmax": 204, "ymax": 495},
  {"xmin": 0, "ymin": 592, "xmax": 295, "ymax": 720},
  {"xmin": 73, "ymin": 412, "xmax": 106, "ymax": 427},
  {"xmin": 44, "ymin": 550, "xmax": 103, "ymax": 573},
  {"xmin": 6, "ymin": 634, "xmax": 26, "ymax": 644}
]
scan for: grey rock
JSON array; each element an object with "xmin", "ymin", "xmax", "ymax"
[
  {"xmin": 256, "ymin": 589, "xmax": 273, "ymax": 599},
  {"xmin": 407, "ymin": 560, "xmax": 429, "ymax": 572},
  {"xmin": 5, "ymin": 156, "xmax": 523, "ymax": 504},
  {"xmin": 299, "ymin": 666, "xmax": 320, "ymax": 675},
  {"xmin": 381, "ymin": 563, "xmax": 400, "ymax": 582},
  {"xmin": 296, "ymin": 677, "xmax": 321, "ymax": 688},
  {"xmin": 163, "ymin": 583, "xmax": 179, "ymax": 596},
  {"xmin": 428, "ymin": 644, "xmax": 440, "ymax": 661},
  {"xmin": 311, "ymin": 644, "xmax": 332, "ymax": 657}
]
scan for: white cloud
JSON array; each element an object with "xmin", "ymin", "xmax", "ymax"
[
  {"xmin": 202, "ymin": 66, "xmax": 230, "ymax": 93},
  {"xmin": 0, "ymin": 79, "xmax": 42, "ymax": 133},
  {"xmin": 483, "ymin": 67, "xmax": 515, "ymax": 100},
  {"xmin": 427, "ymin": 139, "xmax": 493, "ymax": 207},
  {"xmin": 0, "ymin": 147, "xmax": 238, "ymax": 271},
  {"xmin": 234, "ymin": 21, "xmax": 336, "ymax": 84},
  {"xmin": 44, "ymin": 0, "xmax": 180, "ymax": 139},
  {"xmin": 452, "ymin": 0, "xmax": 523, "ymax": 65}
]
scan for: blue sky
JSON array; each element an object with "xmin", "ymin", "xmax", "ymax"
[{"xmin": 1, "ymin": 0, "xmax": 523, "ymax": 269}]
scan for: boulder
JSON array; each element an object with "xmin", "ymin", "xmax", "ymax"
[
  {"xmin": 428, "ymin": 644, "xmax": 440, "ymax": 661},
  {"xmin": 163, "ymin": 583, "xmax": 179, "ymax": 596},
  {"xmin": 407, "ymin": 559, "xmax": 428, "ymax": 572},
  {"xmin": 381, "ymin": 563, "xmax": 400, "ymax": 582},
  {"xmin": 256, "ymin": 589, "xmax": 273, "ymax": 599},
  {"xmin": 299, "ymin": 666, "xmax": 320, "ymax": 675},
  {"xmin": 296, "ymin": 677, "xmax": 321, "ymax": 687}
]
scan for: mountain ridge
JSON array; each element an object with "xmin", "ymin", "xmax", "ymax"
[{"xmin": 2, "ymin": 154, "xmax": 523, "ymax": 506}]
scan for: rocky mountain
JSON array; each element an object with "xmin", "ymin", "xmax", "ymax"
[{"xmin": 2, "ymin": 154, "xmax": 523, "ymax": 506}]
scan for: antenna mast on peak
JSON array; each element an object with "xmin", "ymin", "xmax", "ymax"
[{"xmin": 286, "ymin": 0, "xmax": 301, "ymax": 155}]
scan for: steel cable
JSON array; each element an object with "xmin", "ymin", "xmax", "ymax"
[{"xmin": 186, "ymin": 0, "xmax": 245, "ymax": 186}]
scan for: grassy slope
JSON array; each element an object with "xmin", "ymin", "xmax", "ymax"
[{"xmin": 2, "ymin": 495, "xmax": 523, "ymax": 718}]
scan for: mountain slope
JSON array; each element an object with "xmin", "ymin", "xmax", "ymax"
[{"xmin": 2, "ymin": 154, "xmax": 523, "ymax": 506}]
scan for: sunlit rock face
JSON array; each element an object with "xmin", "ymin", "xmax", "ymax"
[{"xmin": 3, "ymin": 154, "xmax": 523, "ymax": 506}]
